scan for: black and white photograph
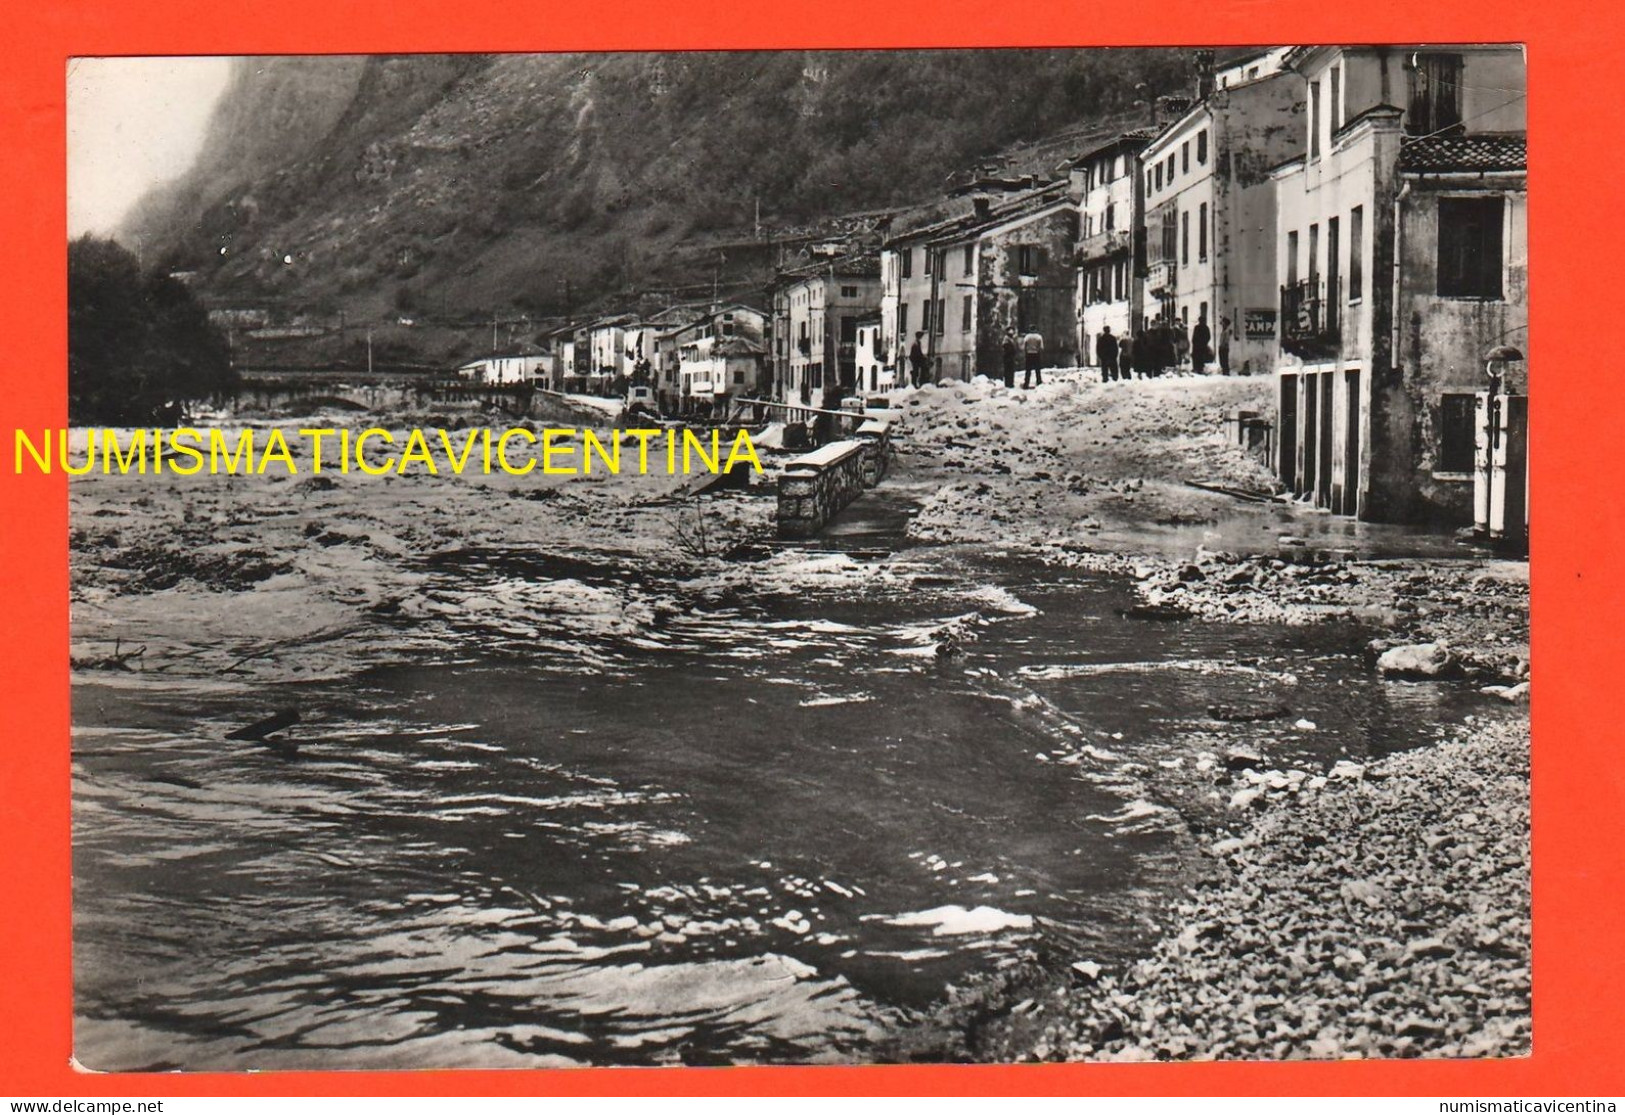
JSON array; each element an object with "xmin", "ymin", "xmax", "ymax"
[{"xmin": 65, "ymin": 45, "xmax": 1530, "ymax": 1070}]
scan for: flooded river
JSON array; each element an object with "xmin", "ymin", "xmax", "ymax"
[{"xmin": 72, "ymin": 495, "xmax": 1493, "ymax": 1070}]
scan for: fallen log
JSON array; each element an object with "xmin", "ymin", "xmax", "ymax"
[{"xmin": 227, "ymin": 708, "xmax": 301, "ymax": 741}]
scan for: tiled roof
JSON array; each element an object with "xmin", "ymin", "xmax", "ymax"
[{"xmin": 1399, "ymin": 134, "xmax": 1527, "ymax": 174}]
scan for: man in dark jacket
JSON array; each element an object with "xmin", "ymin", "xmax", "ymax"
[
  {"xmin": 1001, "ymin": 327, "xmax": 1018, "ymax": 388},
  {"xmin": 1192, "ymin": 314, "xmax": 1212, "ymax": 375},
  {"xmin": 908, "ymin": 332, "xmax": 929, "ymax": 388},
  {"xmin": 1096, "ymin": 326, "xmax": 1119, "ymax": 383}
]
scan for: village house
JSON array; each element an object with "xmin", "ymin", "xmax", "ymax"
[
  {"xmin": 677, "ymin": 335, "xmax": 768, "ymax": 413},
  {"xmin": 1140, "ymin": 67, "xmax": 1304, "ymax": 374},
  {"xmin": 853, "ymin": 316, "xmax": 888, "ymax": 394},
  {"xmin": 768, "ymin": 257, "xmax": 882, "ymax": 408},
  {"xmin": 1269, "ymin": 45, "xmax": 1527, "ymax": 524},
  {"xmin": 1071, "ymin": 130, "xmax": 1155, "ymax": 371},
  {"xmin": 1213, "ymin": 47, "xmax": 1293, "ymax": 91},
  {"xmin": 665, "ymin": 303, "xmax": 768, "ymax": 412},
  {"xmin": 882, "ymin": 180, "xmax": 1079, "ymax": 383},
  {"xmin": 586, "ymin": 315, "xmax": 636, "ymax": 389}
]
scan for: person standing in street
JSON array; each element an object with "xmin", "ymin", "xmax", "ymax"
[
  {"xmin": 1172, "ymin": 318, "xmax": 1190, "ymax": 370},
  {"xmin": 1218, "ymin": 316, "xmax": 1233, "ymax": 376},
  {"xmin": 908, "ymin": 331, "xmax": 929, "ymax": 388},
  {"xmin": 1097, "ymin": 326, "xmax": 1119, "ymax": 383},
  {"xmin": 1134, "ymin": 326, "xmax": 1153, "ymax": 379},
  {"xmin": 1118, "ymin": 331, "xmax": 1135, "ymax": 381},
  {"xmin": 1001, "ymin": 326, "xmax": 1019, "ymax": 389},
  {"xmin": 1192, "ymin": 313, "xmax": 1212, "ymax": 375},
  {"xmin": 1021, "ymin": 327, "xmax": 1044, "ymax": 389}
]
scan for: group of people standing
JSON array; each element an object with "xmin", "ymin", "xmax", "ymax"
[
  {"xmin": 892, "ymin": 312, "xmax": 1233, "ymax": 391},
  {"xmin": 1094, "ymin": 314, "xmax": 1232, "ymax": 382}
]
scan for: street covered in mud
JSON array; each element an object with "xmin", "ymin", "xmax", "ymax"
[{"xmin": 68, "ymin": 372, "xmax": 1530, "ymax": 1068}]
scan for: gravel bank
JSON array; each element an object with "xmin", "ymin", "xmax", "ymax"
[{"xmin": 958, "ymin": 712, "xmax": 1530, "ymax": 1062}]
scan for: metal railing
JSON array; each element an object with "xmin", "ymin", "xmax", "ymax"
[
  {"xmin": 1280, "ymin": 277, "xmax": 1340, "ymax": 357},
  {"xmin": 1076, "ymin": 227, "xmax": 1133, "ymax": 263}
]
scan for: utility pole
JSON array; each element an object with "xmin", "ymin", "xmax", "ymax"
[{"xmin": 366, "ymin": 328, "xmax": 374, "ymax": 376}]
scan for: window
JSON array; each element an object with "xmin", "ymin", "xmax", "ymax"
[
  {"xmin": 924, "ymin": 249, "xmax": 934, "ymax": 277},
  {"xmin": 1105, "ymin": 203, "xmax": 1115, "ymax": 230},
  {"xmin": 961, "ymin": 294, "xmax": 972, "ymax": 332},
  {"xmin": 898, "ymin": 303, "xmax": 909, "ymax": 339},
  {"xmin": 1329, "ymin": 65, "xmax": 1342, "ymax": 135},
  {"xmin": 1310, "ymin": 80, "xmax": 1322, "ymax": 159},
  {"xmin": 1198, "ymin": 202, "xmax": 1208, "ymax": 261},
  {"xmin": 1349, "ymin": 206, "xmax": 1364, "ymax": 301},
  {"xmin": 1438, "ymin": 394, "xmax": 1478, "ymax": 472},
  {"xmin": 963, "ymin": 244, "xmax": 974, "ymax": 275},
  {"xmin": 1018, "ymin": 245, "xmax": 1040, "ymax": 276},
  {"xmin": 1182, "ymin": 140, "xmax": 1190, "ymax": 174},
  {"xmin": 900, "ymin": 248, "xmax": 913, "ymax": 279},
  {"xmin": 1438, "ymin": 196, "xmax": 1505, "ymax": 299},
  {"xmin": 1197, "ymin": 129, "xmax": 1208, "ymax": 164},
  {"xmin": 935, "ymin": 297, "xmax": 946, "ymax": 336},
  {"xmin": 1287, "ymin": 230, "xmax": 1299, "ymax": 286},
  {"xmin": 1181, "ymin": 210, "xmax": 1190, "ymax": 265},
  {"xmin": 840, "ymin": 285, "xmax": 859, "ymax": 298},
  {"xmin": 922, "ymin": 300, "xmax": 933, "ymax": 334},
  {"xmin": 1155, "ymin": 163, "xmax": 1164, "ymax": 191},
  {"xmin": 1308, "ymin": 223, "xmax": 1320, "ymax": 285},
  {"xmin": 839, "ymin": 316, "xmax": 858, "ymax": 343},
  {"xmin": 733, "ymin": 369, "xmax": 745, "ymax": 385},
  {"xmin": 1409, "ymin": 53, "xmax": 1464, "ymax": 136}
]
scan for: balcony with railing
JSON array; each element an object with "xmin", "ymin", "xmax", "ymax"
[
  {"xmin": 1076, "ymin": 227, "xmax": 1133, "ymax": 264},
  {"xmin": 1280, "ymin": 277, "xmax": 1341, "ymax": 359},
  {"xmin": 1147, "ymin": 257, "xmax": 1178, "ymax": 297}
]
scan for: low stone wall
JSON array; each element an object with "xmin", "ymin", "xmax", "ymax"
[
  {"xmin": 855, "ymin": 419, "xmax": 892, "ymax": 488},
  {"xmin": 776, "ymin": 440, "xmax": 871, "ymax": 539}
]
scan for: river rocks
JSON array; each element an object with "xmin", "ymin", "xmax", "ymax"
[
  {"xmin": 1377, "ymin": 641, "xmax": 1457, "ymax": 678},
  {"xmin": 1225, "ymin": 748, "xmax": 1265, "ymax": 772},
  {"xmin": 1228, "ymin": 786, "xmax": 1266, "ymax": 811},
  {"xmin": 1480, "ymin": 681, "xmax": 1530, "ymax": 703},
  {"xmin": 1209, "ymin": 702, "xmax": 1291, "ymax": 723},
  {"xmin": 1405, "ymin": 938, "xmax": 1456, "ymax": 960}
]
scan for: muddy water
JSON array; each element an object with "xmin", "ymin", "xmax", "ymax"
[{"xmin": 72, "ymin": 507, "xmax": 1492, "ymax": 1070}]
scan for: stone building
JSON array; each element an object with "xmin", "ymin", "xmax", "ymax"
[
  {"xmin": 1269, "ymin": 44, "xmax": 1527, "ymax": 523},
  {"xmin": 767, "ymin": 257, "xmax": 882, "ymax": 407},
  {"xmin": 1140, "ymin": 68, "xmax": 1305, "ymax": 374},
  {"xmin": 882, "ymin": 182, "xmax": 1080, "ymax": 383},
  {"xmin": 1070, "ymin": 130, "xmax": 1155, "ymax": 371}
]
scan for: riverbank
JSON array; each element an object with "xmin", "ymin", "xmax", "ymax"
[
  {"xmin": 893, "ymin": 372, "xmax": 1528, "ymax": 684},
  {"xmin": 68, "ymin": 377, "xmax": 1530, "ymax": 1066}
]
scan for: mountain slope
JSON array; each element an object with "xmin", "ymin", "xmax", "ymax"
[{"xmin": 125, "ymin": 50, "xmax": 1196, "ymax": 355}]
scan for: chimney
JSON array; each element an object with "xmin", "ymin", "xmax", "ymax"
[
  {"xmin": 972, "ymin": 194, "xmax": 992, "ymax": 219},
  {"xmin": 1193, "ymin": 48, "xmax": 1216, "ymax": 100}
]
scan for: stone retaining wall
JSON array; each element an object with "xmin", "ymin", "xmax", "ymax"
[{"xmin": 776, "ymin": 440, "xmax": 871, "ymax": 539}]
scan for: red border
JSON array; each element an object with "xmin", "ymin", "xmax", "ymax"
[{"xmin": 4, "ymin": 0, "xmax": 1620, "ymax": 1097}]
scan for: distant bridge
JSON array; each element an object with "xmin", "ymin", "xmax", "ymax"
[{"xmin": 230, "ymin": 367, "xmax": 541, "ymax": 417}]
